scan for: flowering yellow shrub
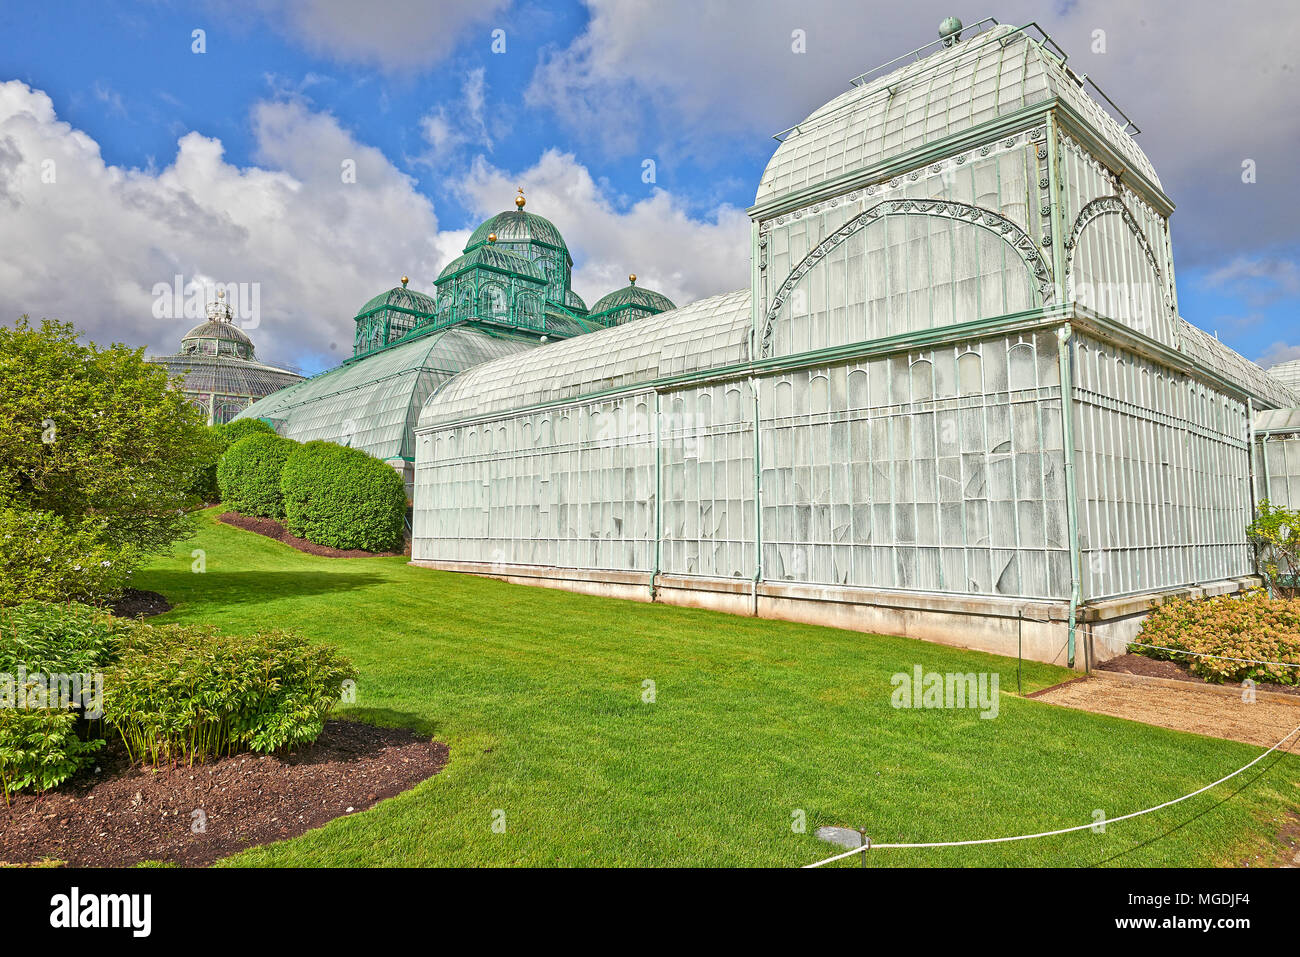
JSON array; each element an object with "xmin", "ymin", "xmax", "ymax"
[{"xmin": 1134, "ymin": 591, "xmax": 1300, "ymax": 685}]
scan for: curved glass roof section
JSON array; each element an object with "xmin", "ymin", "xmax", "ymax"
[
  {"xmin": 1178, "ymin": 320, "xmax": 1299, "ymax": 409},
  {"xmin": 420, "ymin": 290, "xmax": 752, "ymax": 428},
  {"xmin": 236, "ymin": 326, "xmax": 536, "ymax": 461},
  {"xmin": 590, "ymin": 282, "xmax": 676, "ymax": 316},
  {"xmin": 467, "ymin": 209, "xmax": 569, "ymax": 254},
  {"xmin": 356, "ymin": 284, "xmax": 438, "ymax": 319},
  {"xmin": 437, "ymin": 244, "xmax": 547, "ymax": 284},
  {"xmin": 182, "ymin": 318, "xmax": 254, "ymax": 348},
  {"xmin": 756, "ymin": 23, "xmax": 1160, "ymax": 207},
  {"xmin": 151, "ymin": 353, "xmax": 301, "ymax": 397}
]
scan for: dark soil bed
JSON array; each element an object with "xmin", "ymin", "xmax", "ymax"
[
  {"xmin": 108, "ymin": 587, "xmax": 172, "ymax": 619},
  {"xmin": 1098, "ymin": 653, "xmax": 1300, "ymax": 698},
  {"xmin": 0, "ymin": 720, "xmax": 447, "ymax": 868},
  {"xmin": 218, "ymin": 511, "xmax": 407, "ymax": 558}
]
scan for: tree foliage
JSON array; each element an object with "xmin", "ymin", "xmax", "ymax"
[
  {"xmin": 1247, "ymin": 499, "xmax": 1300, "ymax": 598},
  {"xmin": 0, "ymin": 317, "xmax": 215, "ymax": 605}
]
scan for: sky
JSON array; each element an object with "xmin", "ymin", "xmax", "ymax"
[{"xmin": 0, "ymin": 0, "xmax": 1296, "ymax": 376}]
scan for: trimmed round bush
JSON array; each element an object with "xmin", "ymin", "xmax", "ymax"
[
  {"xmin": 218, "ymin": 417, "xmax": 276, "ymax": 445},
  {"xmin": 217, "ymin": 433, "xmax": 296, "ymax": 518},
  {"xmin": 189, "ymin": 418, "xmax": 277, "ymax": 503},
  {"xmin": 281, "ymin": 441, "xmax": 406, "ymax": 552}
]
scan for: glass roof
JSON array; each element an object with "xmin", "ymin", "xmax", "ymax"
[
  {"xmin": 1255, "ymin": 407, "xmax": 1300, "ymax": 434},
  {"xmin": 150, "ymin": 353, "xmax": 302, "ymax": 398},
  {"xmin": 755, "ymin": 23, "xmax": 1160, "ymax": 207},
  {"xmin": 419, "ymin": 290, "xmax": 752, "ymax": 428},
  {"xmin": 1178, "ymin": 320, "xmax": 1299, "ymax": 409},
  {"xmin": 236, "ymin": 325, "xmax": 537, "ymax": 460}
]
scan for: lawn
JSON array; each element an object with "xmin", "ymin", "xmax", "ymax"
[{"xmin": 133, "ymin": 510, "xmax": 1300, "ymax": 867}]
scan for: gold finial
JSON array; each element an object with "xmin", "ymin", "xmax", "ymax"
[
  {"xmin": 628, "ymin": 273, "xmax": 637, "ymax": 285},
  {"xmin": 487, "ymin": 232, "xmax": 497, "ymax": 243},
  {"xmin": 217, "ymin": 288, "xmax": 225, "ymax": 299},
  {"xmin": 401, "ymin": 276, "xmax": 409, "ymax": 287},
  {"xmin": 515, "ymin": 187, "xmax": 526, "ymax": 209}
]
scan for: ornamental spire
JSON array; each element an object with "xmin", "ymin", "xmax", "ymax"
[{"xmin": 515, "ymin": 187, "xmax": 526, "ymax": 209}]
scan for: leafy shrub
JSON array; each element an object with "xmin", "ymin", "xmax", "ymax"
[
  {"xmin": 0, "ymin": 601, "xmax": 123, "ymax": 674},
  {"xmin": 1133, "ymin": 590, "xmax": 1300, "ymax": 686},
  {"xmin": 1247, "ymin": 500, "xmax": 1300, "ymax": 598},
  {"xmin": 281, "ymin": 441, "xmax": 406, "ymax": 552},
  {"xmin": 0, "ymin": 602, "xmax": 123, "ymax": 800},
  {"xmin": 217, "ymin": 432, "xmax": 296, "ymax": 518},
  {"xmin": 0, "ymin": 507, "xmax": 136, "ymax": 607},
  {"xmin": 0, "ymin": 317, "xmax": 211, "ymax": 551},
  {"xmin": 103, "ymin": 624, "xmax": 356, "ymax": 767},
  {"xmin": 0, "ymin": 709, "xmax": 103, "ymax": 801},
  {"xmin": 190, "ymin": 419, "xmax": 277, "ymax": 502},
  {"xmin": 0, "ymin": 317, "xmax": 212, "ymax": 605}
]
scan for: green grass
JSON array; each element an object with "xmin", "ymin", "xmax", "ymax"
[{"xmin": 132, "ymin": 509, "xmax": 1300, "ymax": 867}]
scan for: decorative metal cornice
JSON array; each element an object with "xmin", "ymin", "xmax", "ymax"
[{"xmin": 759, "ymin": 198, "xmax": 1054, "ymax": 358}]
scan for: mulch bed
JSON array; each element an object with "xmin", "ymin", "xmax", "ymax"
[
  {"xmin": 1098, "ymin": 653, "xmax": 1300, "ymax": 698},
  {"xmin": 108, "ymin": 587, "xmax": 172, "ymax": 619},
  {"xmin": 217, "ymin": 511, "xmax": 407, "ymax": 558},
  {"xmin": 0, "ymin": 720, "xmax": 447, "ymax": 868}
]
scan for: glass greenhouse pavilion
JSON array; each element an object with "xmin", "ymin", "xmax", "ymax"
[
  {"xmin": 409, "ymin": 19, "xmax": 1300, "ymax": 669},
  {"xmin": 234, "ymin": 192, "xmax": 677, "ymax": 491}
]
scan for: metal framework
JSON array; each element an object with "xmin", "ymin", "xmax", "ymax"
[{"xmin": 412, "ymin": 20, "xmax": 1299, "ymax": 668}]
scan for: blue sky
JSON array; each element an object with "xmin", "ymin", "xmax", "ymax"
[{"xmin": 1, "ymin": 0, "xmax": 1296, "ymax": 375}]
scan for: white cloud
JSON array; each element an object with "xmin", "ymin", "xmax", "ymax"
[
  {"xmin": 416, "ymin": 68, "xmax": 494, "ymax": 168},
  {"xmin": 1202, "ymin": 256, "xmax": 1300, "ymax": 305},
  {"xmin": 0, "ymin": 81, "xmax": 750, "ymax": 377},
  {"xmin": 0, "ymin": 80, "xmax": 442, "ymax": 371},
  {"xmin": 528, "ymin": 1, "xmax": 1300, "ymax": 258},
  {"xmin": 452, "ymin": 149, "xmax": 751, "ymax": 308},
  {"xmin": 235, "ymin": 0, "xmax": 511, "ymax": 72},
  {"xmin": 1257, "ymin": 341, "xmax": 1300, "ymax": 369}
]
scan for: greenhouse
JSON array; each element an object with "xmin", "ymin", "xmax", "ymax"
[
  {"xmin": 148, "ymin": 291, "xmax": 303, "ymax": 425},
  {"xmin": 235, "ymin": 192, "xmax": 675, "ymax": 490},
  {"xmin": 412, "ymin": 18, "xmax": 1300, "ymax": 668}
]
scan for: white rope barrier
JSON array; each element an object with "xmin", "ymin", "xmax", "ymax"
[
  {"xmin": 804, "ymin": 719, "xmax": 1300, "ymax": 868},
  {"xmin": 1124, "ymin": 641, "xmax": 1300, "ymax": 670}
]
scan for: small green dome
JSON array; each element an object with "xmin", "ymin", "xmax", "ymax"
[
  {"xmin": 565, "ymin": 288, "xmax": 588, "ymax": 313},
  {"xmin": 356, "ymin": 284, "xmax": 437, "ymax": 320},
  {"xmin": 590, "ymin": 281, "xmax": 676, "ymax": 316}
]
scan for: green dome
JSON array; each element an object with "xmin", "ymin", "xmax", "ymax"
[
  {"xmin": 467, "ymin": 209, "xmax": 568, "ymax": 253},
  {"xmin": 356, "ymin": 284, "xmax": 437, "ymax": 320},
  {"xmin": 590, "ymin": 281, "xmax": 675, "ymax": 316},
  {"xmin": 437, "ymin": 245, "xmax": 547, "ymax": 284}
]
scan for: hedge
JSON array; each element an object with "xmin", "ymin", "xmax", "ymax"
[
  {"xmin": 190, "ymin": 418, "xmax": 277, "ymax": 502},
  {"xmin": 217, "ymin": 432, "xmax": 296, "ymax": 518},
  {"xmin": 281, "ymin": 441, "xmax": 406, "ymax": 552}
]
